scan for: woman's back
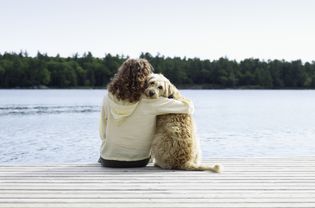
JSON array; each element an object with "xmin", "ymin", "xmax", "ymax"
[{"xmin": 100, "ymin": 94, "xmax": 194, "ymax": 161}]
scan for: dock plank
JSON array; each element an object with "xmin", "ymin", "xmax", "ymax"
[{"xmin": 1, "ymin": 158, "xmax": 315, "ymax": 208}]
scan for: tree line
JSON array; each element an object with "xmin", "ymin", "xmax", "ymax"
[{"xmin": 1, "ymin": 51, "xmax": 315, "ymax": 89}]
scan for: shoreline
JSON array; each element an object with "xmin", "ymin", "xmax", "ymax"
[{"xmin": 0, "ymin": 87, "xmax": 315, "ymax": 90}]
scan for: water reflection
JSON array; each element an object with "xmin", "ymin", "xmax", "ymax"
[{"xmin": 0, "ymin": 105, "xmax": 99, "ymax": 115}]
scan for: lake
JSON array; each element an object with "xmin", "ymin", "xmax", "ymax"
[{"xmin": 0, "ymin": 89, "xmax": 315, "ymax": 164}]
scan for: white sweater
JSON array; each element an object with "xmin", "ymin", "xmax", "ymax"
[{"xmin": 99, "ymin": 93, "xmax": 194, "ymax": 161}]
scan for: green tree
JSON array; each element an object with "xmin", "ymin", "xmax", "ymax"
[{"xmin": 0, "ymin": 51, "xmax": 315, "ymax": 89}]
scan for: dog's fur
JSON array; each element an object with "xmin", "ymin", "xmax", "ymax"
[{"xmin": 145, "ymin": 74, "xmax": 220, "ymax": 172}]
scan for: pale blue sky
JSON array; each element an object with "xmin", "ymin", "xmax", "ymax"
[{"xmin": 1, "ymin": 0, "xmax": 315, "ymax": 61}]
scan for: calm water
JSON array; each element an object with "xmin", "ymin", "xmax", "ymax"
[{"xmin": 0, "ymin": 89, "xmax": 315, "ymax": 164}]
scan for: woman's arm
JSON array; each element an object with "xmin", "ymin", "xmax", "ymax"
[
  {"xmin": 144, "ymin": 97, "xmax": 194, "ymax": 115},
  {"xmin": 99, "ymin": 96, "xmax": 108, "ymax": 142}
]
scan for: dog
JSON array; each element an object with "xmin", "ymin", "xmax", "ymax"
[{"xmin": 145, "ymin": 73, "xmax": 220, "ymax": 172}]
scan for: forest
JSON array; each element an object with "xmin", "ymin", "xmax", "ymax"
[{"xmin": 0, "ymin": 51, "xmax": 315, "ymax": 89}]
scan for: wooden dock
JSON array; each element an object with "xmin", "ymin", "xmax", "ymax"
[{"xmin": 1, "ymin": 158, "xmax": 315, "ymax": 207}]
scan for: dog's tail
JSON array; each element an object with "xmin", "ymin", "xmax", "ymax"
[{"xmin": 181, "ymin": 163, "xmax": 221, "ymax": 173}]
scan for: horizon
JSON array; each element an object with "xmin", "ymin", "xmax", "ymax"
[
  {"xmin": 1, "ymin": 50, "xmax": 314, "ymax": 63},
  {"xmin": 1, "ymin": 0, "xmax": 315, "ymax": 62}
]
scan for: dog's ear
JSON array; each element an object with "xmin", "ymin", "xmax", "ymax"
[
  {"xmin": 165, "ymin": 82, "xmax": 172, "ymax": 98},
  {"xmin": 167, "ymin": 82, "xmax": 181, "ymax": 99},
  {"xmin": 164, "ymin": 80, "xmax": 170, "ymax": 97}
]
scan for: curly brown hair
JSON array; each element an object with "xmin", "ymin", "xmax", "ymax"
[{"xmin": 107, "ymin": 59, "xmax": 154, "ymax": 103}]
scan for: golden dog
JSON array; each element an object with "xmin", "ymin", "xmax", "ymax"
[{"xmin": 145, "ymin": 74, "xmax": 220, "ymax": 172}]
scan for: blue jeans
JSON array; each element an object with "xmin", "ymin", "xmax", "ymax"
[{"xmin": 99, "ymin": 157, "xmax": 150, "ymax": 168}]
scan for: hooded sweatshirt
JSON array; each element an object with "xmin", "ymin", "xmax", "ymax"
[{"xmin": 99, "ymin": 93, "xmax": 194, "ymax": 161}]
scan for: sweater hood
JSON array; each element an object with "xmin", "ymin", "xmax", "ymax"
[{"xmin": 107, "ymin": 93, "xmax": 139, "ymax": 120}]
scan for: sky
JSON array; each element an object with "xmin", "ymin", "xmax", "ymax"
[{"xmin": 1, "ymin": 0, "xmax": 315, "ymax": 61}]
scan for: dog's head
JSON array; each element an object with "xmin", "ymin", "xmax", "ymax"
[{"xmin": 144, "ymin": 73, "xmax": 181, "ymax": 99}]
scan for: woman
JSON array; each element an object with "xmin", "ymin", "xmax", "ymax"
[{"xmin": 99, "ymin": 58, "xmax": 194, "ymax": 168}]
